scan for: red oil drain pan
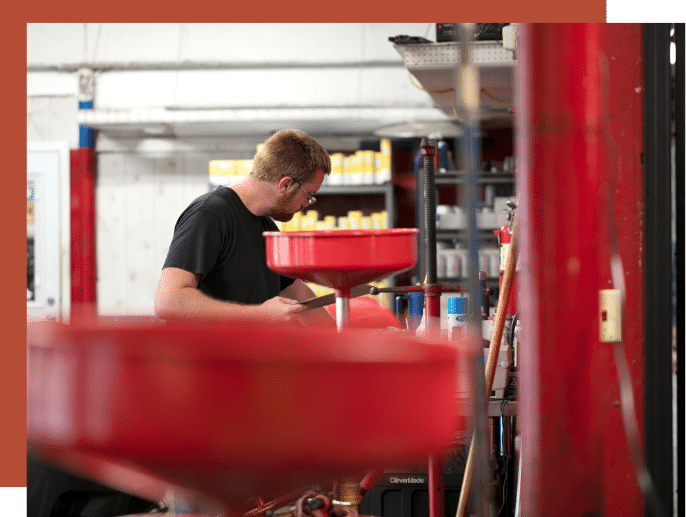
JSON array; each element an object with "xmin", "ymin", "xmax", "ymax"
[
  {"xmin": 27, "ymin": 318, "xmax": 463, "ymax": 514},
  {"xmin": 263, "ymin": 229, "xmax": 420, "ymax": 296}
]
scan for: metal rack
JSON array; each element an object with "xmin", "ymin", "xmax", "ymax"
[
  {"xmin": 393, "ymin": 41, "xmax": 515, "ymax": 122},
  {"xmin": 434, "ymin": 171, "xmax": 514, "ymax": 185},
  {"xmin": 417, "ymin": 171, "xmax": 516, "ymax": 288},
  {"xmin": 316, "ymin": 182, "xmax": 397, "ymax": 228}
]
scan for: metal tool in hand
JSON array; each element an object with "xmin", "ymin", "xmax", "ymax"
[{"xmin": 299, "ymin": 284, "xmax": 374, "ymax": 311}]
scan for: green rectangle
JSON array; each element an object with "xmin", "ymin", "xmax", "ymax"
[
  {"xmin": 0, "ymin": 488, "xmax": 26, "ymax": 517},
  {"xmin": 606, "ymin": 0, "xmax": 686, "ymax": 22}
]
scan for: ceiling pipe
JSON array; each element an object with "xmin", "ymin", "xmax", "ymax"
[{"xmin": 27, "ymin": 60, "xmax": 405, "ymax": 73}]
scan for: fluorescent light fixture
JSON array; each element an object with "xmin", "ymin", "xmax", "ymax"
[{"xmin": 374, "ymin": 120, "xmax": 462, "ymax": 139}]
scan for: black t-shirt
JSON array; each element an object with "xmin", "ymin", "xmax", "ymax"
[{"xmin": 163, "ymin": 187, "xmax": 295, "ymax": 304}]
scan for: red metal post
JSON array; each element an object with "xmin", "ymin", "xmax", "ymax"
[
  {"xmin": 70, "ymin": 147, "xmax": 97, "ymax": 321},
  {"xmin": 517, "ymin": 23, "xmax": 605, "ymax": 516},
  {"xmin": 518, "ymin": 23, "xmax": 646, "ymax": 516},
  {"xmin": 596, "ymin": 24, "xmax": 646, "ymax": 516}
]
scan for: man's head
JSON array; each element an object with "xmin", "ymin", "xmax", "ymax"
[
  {"xmin": 251, "ymin": 129, "xmax": 331, "ymax": 184},
  {"xmin": 251, "ymin": 129, "xmax": 331, "ymax": 222}
]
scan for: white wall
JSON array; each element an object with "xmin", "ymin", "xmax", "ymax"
[
  {"xmin": 95, "ymin": 147, "xmax": 210, "ymax": 314},
  {"xmin": 27, "ymin": 23, "xmax": 439, "ymax": 315},
  {"xmin": 27, "ymin": 23, "xmax": 436, "ymax": 110},
  {"xmin": 27, "ymin": 96, "xmax": 79, "ymax": 149}
]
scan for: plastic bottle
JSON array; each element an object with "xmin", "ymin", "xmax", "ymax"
[
  {"xmin": 448, "ymin": 296, "xmax": 468, "ymax": 341},
  {"xmin": 407, "ymin": 292, "xmax": 425, "ymax": 333}
]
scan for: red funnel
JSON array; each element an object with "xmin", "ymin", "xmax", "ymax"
[
  {"xmin": 27, "ymin": 318, "xmax": 462, "ymax": 515},
  {"xmin": 263, "ymin": 229, "xmax": 419, "ymax": 295}
]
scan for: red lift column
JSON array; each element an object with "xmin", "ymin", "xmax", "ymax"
[
  {"xmin": 517, "ymin": 23, "xmax": 606, "ymax": 516},
  {"xmin": 70, "ymin": 148, "xmax": 97, "ymax": 322},
  {"xmin": 71, "ymin": 68, "xmax": 97, "ymax": 322},
  {"xmin": 518, "ymin": 22, "xmax": 647, "ymax": 517}
]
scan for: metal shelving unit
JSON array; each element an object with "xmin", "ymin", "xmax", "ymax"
[
  {"xmin": 393, "ymin": 41, "xmax": 515, "ymax": 123},
  {"xmin": 394, "ymin": 39, "xmax": 516, "ymax": 285},
  {"xmin": 316, "ymin": 183, "xmax": 396, "ymax": 228},
  {"xmin": 435, "ymin": 171, "xmax": 514, "ymax": 186},
  {"xmin": 419, "ymin": 171, "xmax": 515, "ymax": 286},
  {"xmin": 436, "ymin": 229, "xmax": 499, "ymax": 240},
  {"xmin": 437, "ymin": 277, "xmax": 500, "ymax": 287}
]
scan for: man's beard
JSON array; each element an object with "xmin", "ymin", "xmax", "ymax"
[{"xmin": 267, "ymin": 190, "xmax": 299, "ymax": 222}]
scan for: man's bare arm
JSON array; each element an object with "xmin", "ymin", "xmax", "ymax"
[{"xmin": 155, "ymin": 267, "xmax": 306, "ymax": 323}]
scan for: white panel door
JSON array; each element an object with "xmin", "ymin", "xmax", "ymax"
[{"xmin": 27, "ymin": 142, "xmax": 70, "ymax": 320}]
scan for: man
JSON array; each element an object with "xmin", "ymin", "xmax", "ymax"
[{"xmin": 155, "ymin": 128, "xmax": 334, "ymax": 325}]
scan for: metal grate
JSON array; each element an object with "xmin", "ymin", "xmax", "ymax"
[{"xmin": 399, "ymin": 42, "xmax": 514, "ymax": 69}]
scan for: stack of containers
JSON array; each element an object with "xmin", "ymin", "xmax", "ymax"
[
  {"xmin": 324, "ymin": 138, "xmax": 392, "ymax": 187},
  {"xmin": 209, "ymin": 159, "xmax": 254, "ymax": 187},
  {"xmin": 276, "ymin": 210, "xmax": 388, "ymax": 232},
  {"xmin": 211, "ymin": 139, "xmax": 392, "ymax": 188},
  {"xmin": 377, "ymin": 138, "xmax": 392, "ymax": 184},
  {"xmin": 436, "ymin": 246, "xmax": 500, "ymax": 280}
]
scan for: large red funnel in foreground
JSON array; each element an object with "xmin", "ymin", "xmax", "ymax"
[
  {"xmin": 263, "ymin": 229, "xmax": 419, "ymax": 295},
  {"xmin": 27, "ymin": 318, "xmax": 461, "ymax": 516}
]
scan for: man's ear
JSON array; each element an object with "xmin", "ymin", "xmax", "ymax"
[{"xmin": 276, "ymin": 176, "xmax": 293, "ymax": 194}]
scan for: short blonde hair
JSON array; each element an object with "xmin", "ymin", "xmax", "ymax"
[{"xmin": 251, "ymin": 129, "xmax": 331, "ymax": 182}]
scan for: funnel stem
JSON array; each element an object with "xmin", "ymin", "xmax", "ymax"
[{"xmin": 336, "ymin": 296, "xmax": 350, "ymax": 332}]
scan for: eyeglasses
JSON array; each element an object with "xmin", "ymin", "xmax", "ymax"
[{"xmin": 291, "ymin": 178, "xmax": 317, "ymax": 206}]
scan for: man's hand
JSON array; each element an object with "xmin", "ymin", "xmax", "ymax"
[
  {"xmin": 280, "ymin": 279, "xmax": 336, "ymax": 328},
  {"xmin": 259, "ymin": 296, "xmax": 307, "ymax": 322}
]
